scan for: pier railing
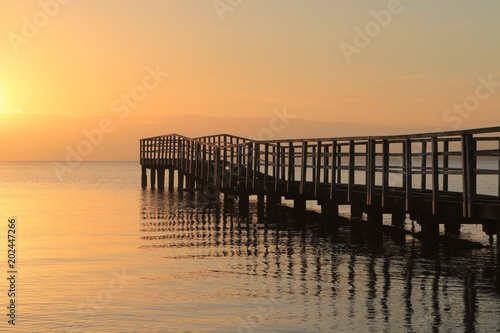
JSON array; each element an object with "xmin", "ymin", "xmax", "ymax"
[{"xmin": 140, "ymin": 126, "xmax": 500, "ymax": 222}]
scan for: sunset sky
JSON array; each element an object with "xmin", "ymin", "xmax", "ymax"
[{"xmin": 1, "ymin": 0, "xmax": 499, "ymax": 160}]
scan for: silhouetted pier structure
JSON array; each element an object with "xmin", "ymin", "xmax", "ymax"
[{"xmin": 140, "ymin": 127, "xmax": 500, "ymax": 257}]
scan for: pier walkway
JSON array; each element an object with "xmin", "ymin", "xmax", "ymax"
[{"xmin": 140, "ymin": 127, "xmax": 500, "ymax": 244}]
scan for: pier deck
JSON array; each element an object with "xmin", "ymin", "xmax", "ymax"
[{"xmin": 140, "ymin": 127, "xmax": 500, "ymax": 242}]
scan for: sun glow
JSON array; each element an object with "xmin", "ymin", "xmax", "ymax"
[{"xmin": 0, "ymin": 91, "xmax": 4, "ymax": 113}]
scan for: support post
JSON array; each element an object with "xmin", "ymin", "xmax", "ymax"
[
  {"xmin": 168, "ymin": 167, "xmax": 175, "ymax": 192},
  {"xmin": 266, "ymin": 193, "xmax": 280, "ymax": 217},
  {"xmin": 158, "ymin": 168, "xmax": 165, "ymax": 191},
  {"xmin": 367, "ymin": 207, "xmax": 383, "ymax": 229},
  {"xmin": 351, "ymin": 203, "xmax": 364, "ymax": 219},
  {"xmin": 420, "ymin": 216, "xmax": 439, "ymax": 240},
  {"xmin": 256, "ymin": 194, "xmax": 265, "ymax": 213},
  {"xmin": 150, "ymin": 168, "xmax": 156, "ymax": 189},
  {"xmin": 321, "ymin": 199, "xmax": 339, "ymax": 221},
  {"xmin": 238, "ymin": 194, "xmax": 250, "ymax": 215},
  {"xmin": 444, "ymin": 222, "xmax": 461, "ymax": 235},
  {"xmin": 392, "ymin": 211, "xmax": 406, "ymax": 227},
  {"xmin": 177, "ymin": 170, "xmax": 184, "ymax": 192},
  {"xmin": 141, "ymin": 166, "xmax": 148, "ymax": 189},
  {"xmin": 294, "ymin": 197, "xmax": 307, "ymax": 217},
  {"xmin": 185, "ymin": 174, "xmax": 195, "ymax": 192},
  {"xmin": 266, "ymin": 193, "xmax": 281, "ymax": 208}
]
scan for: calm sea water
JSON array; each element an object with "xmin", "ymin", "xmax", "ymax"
[{"xmin": 0, "ymin": 161, "xmax": 499, "ymax": 332}]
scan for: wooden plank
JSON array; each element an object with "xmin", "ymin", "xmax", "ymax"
[{"xmin": 432, "ymin": 137, "xmax": 439, "ymax": 215}]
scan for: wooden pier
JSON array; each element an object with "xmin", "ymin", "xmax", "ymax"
[{"xmin": 140, "ymin": 127, "xmax": 500, "ymax": 249}]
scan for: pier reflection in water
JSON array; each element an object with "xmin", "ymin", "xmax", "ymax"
[{"xmin": 140, "ymin": 190, "xmax": 500, "ymax": 333}]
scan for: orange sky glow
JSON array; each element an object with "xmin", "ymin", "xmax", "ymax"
[{"xmin": 1, "ymin": 0, "xmax": 499, "ymax": 160}]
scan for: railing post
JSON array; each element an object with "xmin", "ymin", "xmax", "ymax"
[
  {"xmin": 201, "ymin": 143, "xmax": 206, "ymax": 181},
  {"xmin": 214, "ymin": 147, "xmax": 220, "ymax": 186},
  {"xmin": 405, "ymin": 138, "xmax": 413, "ymax": 212},
  {"xmin": 236, "ymin": 145, "xmax": 242, "ymax": 187},
  {"xmin": 222, "ymin": 143, "xmax": 228, "ymax": 188},
  {"xmin": 315, "ymin": 141, "xmax": 322, "ymax": 197},
  {"xmin": 348, "ymin": 141, "xmax": 355, "ymax": 203},
  {"xmin": 140, "ymin": 139, "xmax": 143, "ymax": 164},
  {"xmin": 246, "ymin": 142, "xmax": 254, "ymax": 189},
  {"xmin": 275, "ymin": 143, "xmax": 281, "ymax": 191},
  {"xmin": 367, "ymin": 139, "xmax": 376, "ymax": 206},
  {"xmin": 462, "ymin": 134, "xmax": 477, "ymax": 218},
  {"xmin": 300, "ymin": 141, "xmax": 308, "ymax": 195},
  {"xmin": 336, "ymin": 143, "xmax": 342, "ymax": 184},
  {"xmin": 443, "ymin": 140, "xmax": 449, "ymax": 192},
  {"xmin": 207, "ymin": 146, "xmax": 212, "ymax": 183},
  {"xmin": 421, "ymin": 140, "xmax": 427, "ymax": 190},
  {"xmin": 229, "ymin": 144, "xmax": 235, "ymax": 189},
  {"xmin": 280, "ymin": 144, "xmax": 286, "ymax": 188},
  {"xmin": 194, "ymin": 143, "xmax": 199, "ymax": 178},
  {"xmin": 323, "ymin": 144, "xmax": 330, "ymax": 184},
  {"xmin": 264, "ymin": 143, "xmax": 270, "ymax": 188},
  {"xmin": 253, "ymin": 143, "xmax": 259, "ymax": 189},
  {"xmin": 330, "ymin": 141, "xmax": 337, "ymax": 200},
  {"xmin": 432, "ymin": 137, "xmax": 439, "ymax": 215},
  {"xmin": 382, "ymin": 139, "xmax": 389, "ymax": 207},
  {"xmin": 287, "ymin": 143, "xmax": 294, "ymax": 192}
]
